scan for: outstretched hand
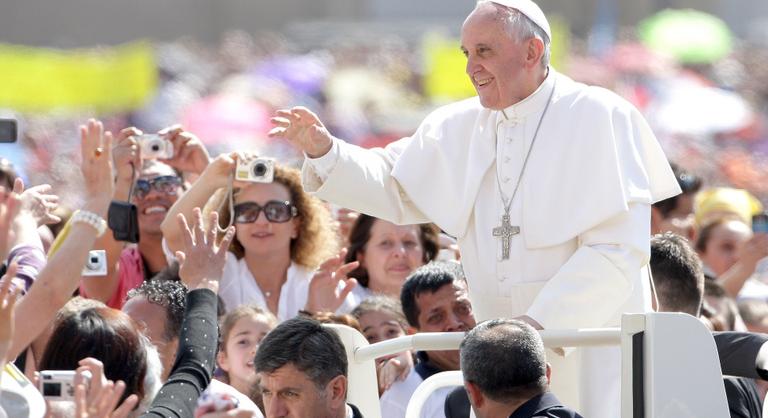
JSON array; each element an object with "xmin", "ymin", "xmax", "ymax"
[
  {"xmin": 19, "ymin": 180, "xmax": 61, "ymax": 225},
  {"xmin": 175, "ymin": 208, "xmax": 235, "ymax": 292},
  {"xmin": 269, "ymin": 107, "xmax": 334, "ymax": 158},
  {"xmin": 79, "ymin": 119, "xmax": 114, "ymax": 215},
  {"xmin": 73, "ymin": 376, "xmax": 138, "ymax": 418},
  {"xmin": 158, "ymin": 124, "xmax": 211, "ymax": 175},
  {"xmin": 305, "ymin": 248, "xmax": 359, "ymax": 313}
]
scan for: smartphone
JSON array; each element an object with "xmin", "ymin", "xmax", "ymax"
[
  {"xmin": 752, "ymin": 213, "xmax": 768, "ymax": 234},
  {"xmin": 0, "ymin": 119, "xmax": 17, "ymax": 143}
]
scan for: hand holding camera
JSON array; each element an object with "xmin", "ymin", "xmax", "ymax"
[{"xmin": 157, "ymin": 125, "xmax": 211, "ymax": 175}]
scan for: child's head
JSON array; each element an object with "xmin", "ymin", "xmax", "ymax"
[
  {"xmin": 217, "ymin": 305, "xmax": 278, "ymax": 393},
  {"xmin": 351, "ymin": 295, "xmax": 410, "ymax": 344}
]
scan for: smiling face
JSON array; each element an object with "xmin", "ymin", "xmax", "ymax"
[
  {"xmin": 461, "ymin": 3, "xmax": 544, "ymax": 109},
  {"xmin": 358, "ymin": 219, "xmax": 425, "ymax": 296},
  {"xmin": 218, "ymin": 315, "xmax": 274, "ymax": 395},
  {"xmin": 234, "ymin": 182, "xmax": 299, "ymax": 260},
  {"xmin": 135, "ymin": 162, "xmax": 182, "ymax": 237}
]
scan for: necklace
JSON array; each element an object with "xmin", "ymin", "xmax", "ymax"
[{"xmin": 493, "ymin": 77, "xmax": 557, "ymax": 260}]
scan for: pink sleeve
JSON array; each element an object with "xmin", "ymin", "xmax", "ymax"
[{"xmin": 80, "ymin": 247, "xmax": 145, "ymax": 309}]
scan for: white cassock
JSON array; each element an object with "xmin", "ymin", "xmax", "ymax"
[{"xmin": 302, "ymin": 69, "xmax": 681, "ymax": 418}]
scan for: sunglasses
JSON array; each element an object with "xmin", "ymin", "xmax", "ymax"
[
  {"xmin": 134, "ymin": 175, "xmax": 182, "ymax": 200},
  {"xmin": 234, "ymin": 200, "xmax": 298, "ymax": 224}
]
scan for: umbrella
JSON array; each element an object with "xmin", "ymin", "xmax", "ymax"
[{"xmin": 638, "ymin": 9, "xmax": 733, "ymax": 64}]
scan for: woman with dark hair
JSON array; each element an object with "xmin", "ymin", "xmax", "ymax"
[
  {"xmin": 339, "ymin": 214, "xmax": 440, "ymax": 308},
  {"xmin": 39, "ymin": 306, "xmax": 161, "ymax": 411},
  {"xmin": 162, "ymin": 153, "xmax": 340, "ymax": 320}
]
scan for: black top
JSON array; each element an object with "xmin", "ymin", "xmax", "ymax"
[
  {"xmin": 444, "ymin": 386, "xmax": 471, "ymax": 418},
  {"xmin": 713, "ymin": 332, "xmax": 768, "ymax": 380},
  {"xmin": 508, "ymin": 392, "xmax": 583, "ymax": 418},
  {"xmin": 141, "ymin": 288, "xmax": 218, "ymax": 418},
  {"xmin": 349, "ymin": 403, "xmax": 365, "ymax": 418},
  {"xmin": 723, "ymin": 377, "xmax": 763, "ymax": 418},
  {"xmin": 414, "ymin": 351, "xmax": 444, "ymax": 381}
]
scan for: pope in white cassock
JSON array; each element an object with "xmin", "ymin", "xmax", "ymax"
[{"xmin": 270, "ymin": 1, "xmax": 681, "ymax": 417}]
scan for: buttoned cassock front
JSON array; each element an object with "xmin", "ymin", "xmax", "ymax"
[{"xmin": 302, "ymin": 70, "xmax": 680, "ymax": 418}]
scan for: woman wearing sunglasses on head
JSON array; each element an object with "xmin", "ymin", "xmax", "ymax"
[{"xmin": 161, "ymin": 153, "xmax": 341, "ymax": 320}]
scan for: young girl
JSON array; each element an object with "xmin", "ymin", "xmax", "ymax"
[
  {"xmin": 352, "ymin": 296, "xmax": 414, "ymax": 395},
  {"xmin": 216, "ymin": 305, "xmax": 278, "ymax": 404}
]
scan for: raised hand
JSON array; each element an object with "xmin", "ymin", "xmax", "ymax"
[
  {"xmin": 73, "ymin": 377, "xmax": 138, "ymax": 418},
  {"xmin": 19, "ymin": 181, "xmax": 61, "ymax": 225},
  {"xmin": 198, "ymin": 152, "xmax": 240, "ymax": 189},
  {"xmin": 79, "ymin": 119, "xmax": 114, "ymax": 215},
  {"xmin": 158, "ymin": 124, "xmax": 211, "ymax": 175},
  {"xmin": 175, "ymin": 208, "xmax": 235, "ymax": 291},
  {"xmin": 305, "ymin": 248, "xmax": 359, "ymax": 313},
  {"xmin": 268, "ymin": 106, "xmax": 334, "ymax": 158},
  {"xmin": 111, "ymin": 127, "xmax": 142, "ymax": 183},
  {"xmin": 0, "ymin": 262, "xmax": 22, "ymax": 364}
]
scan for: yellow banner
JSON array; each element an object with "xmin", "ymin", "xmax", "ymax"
[
  {"xmin": 422, "ymin": 19, "xmax": 570, "ymax": 102},
  {"xmin": 0, "ymin": 41, "xmax": 157, "ymax": 112}
]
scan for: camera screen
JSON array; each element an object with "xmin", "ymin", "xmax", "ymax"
[
  {"xmin": 42, "ymin": 382, "xmax": 62, "ymax": 397},
  {"xmin": 0, "ymin": 119, "xmax": 17, "ymax": 143}
]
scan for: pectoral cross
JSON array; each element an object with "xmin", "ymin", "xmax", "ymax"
[{"xmin": 493, "ymin": 213, "xmax": 520, "ymax": 260}]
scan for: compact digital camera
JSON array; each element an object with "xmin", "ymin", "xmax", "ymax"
[
  {"xmin": 235, "ymin": 156, "xmax": 275, "ymax": 183},
  {"xmin": 81, "ymin": 250, "xmax": 108, "ymax": 277},
  {"xmin": 38, "ymin": 370, "xmax": 91, "ymax": 400},
  {"xmin": 138, "ymin": 134, "xmax": 174, "ymax": 160}
]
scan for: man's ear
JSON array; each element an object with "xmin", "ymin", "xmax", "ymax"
[
  {"xmin": 525, "ymin": 37, "xmax": 545, "ymax": 68},
  {"xmin": 465, "ymin": 381, "xmax": 485, "ymax": 409},
  {"xmin": 327, "ymin": 375, "xmax": 348, "ymax": 409},
  {"xmin": 545, "ymin": 363, "xmax": 552, "ymax": 385}
]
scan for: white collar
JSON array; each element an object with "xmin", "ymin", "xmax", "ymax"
[{"xmin": 499, "ymin": 68, "xmax": 556, "ymax": 122}]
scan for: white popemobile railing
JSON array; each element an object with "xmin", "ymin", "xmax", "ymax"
[{"xmin": 327, "ymin": 312, "xmax": 730, "ymax": 418}]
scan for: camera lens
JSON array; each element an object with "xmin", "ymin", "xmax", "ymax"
[
  {"xmin": 253, "ymin": 162, "xmax": 267, "ymax": 177},
  {"xmin": 151, "ymin": 143, "xmax": 161, "ymax": 152},
  {"xmin": 90, "ymin": 256, "xmax": 99, "ymax": 263}
]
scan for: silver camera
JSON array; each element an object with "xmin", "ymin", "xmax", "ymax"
[
  {"xmin": 38, "ymin": 370, "xmax": 91, "ymax": 400},
  {"xmin": 82, "ymin": 250, "xmax": 108, "ymax": 277},
  {"xmin": 138, "ymin": 134, "xmax": 174, "ymax": 160},
  {"xmin": 235, "ymin": 157, "xmax": 275, "ymax": 183}
]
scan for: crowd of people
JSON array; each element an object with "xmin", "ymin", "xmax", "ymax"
[{"xmin": 2, "ymin": 0, "xmax": 768, "ymax": 417}]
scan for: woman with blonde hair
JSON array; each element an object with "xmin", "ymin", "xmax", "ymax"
[{"xmin": 162, "ymin": 153, "xmax": 343, "ymax": 320}]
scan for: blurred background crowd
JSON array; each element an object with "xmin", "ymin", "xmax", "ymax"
[{"xmin": 1, "ymin": 0, "xmax": 768, "ymax": 417}]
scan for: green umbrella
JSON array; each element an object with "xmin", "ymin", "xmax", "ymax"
[{"xmin": 638, "ymin": 9, "xmax": 733, "ymax": 64}]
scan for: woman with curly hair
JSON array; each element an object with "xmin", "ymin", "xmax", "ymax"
[{"xmin": 162, "ymin": 153, "xmax": 340, "ymax": 320}]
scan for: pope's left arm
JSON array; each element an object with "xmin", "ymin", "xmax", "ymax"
[{"xmin": 524, "ymin": 203, "xmax": 651, "ymax": 332}]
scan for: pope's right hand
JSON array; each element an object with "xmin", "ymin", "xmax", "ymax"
[{"xmin": 268, "ymin": 106, "xmax": 334, "ymax": 158}]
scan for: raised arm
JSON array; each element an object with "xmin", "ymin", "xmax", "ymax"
[
  {"xmin": 79, "ymin": 127, "xmax": 141, "ymax": 303},
  {"xmin": 9, "ymin": 119, "xmax": 114, "ymax": 359},
  {"xmin": 143, "ymin": 210, "xmax": 234, "ymax": 417},
  {"xmin": 160, "ymin": 153, "xmax": 236, "ymax": 255}
]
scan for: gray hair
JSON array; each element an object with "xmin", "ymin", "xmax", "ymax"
[
  {"xmin": 460, "ymin": 319, "xmax": 548, "ymax": 402},
  {"xmin": 477, "ymin": 0, "xmax": 551, "ymax": 68}
]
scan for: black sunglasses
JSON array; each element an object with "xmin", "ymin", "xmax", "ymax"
[
  {"xmin": 234, "ymin": 200, "xmax": 298, "ymax": 224},
  {"xmin": 134, "ymin": 175, "xmax": 182, "ymax": 200}
]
